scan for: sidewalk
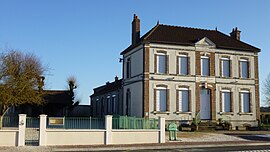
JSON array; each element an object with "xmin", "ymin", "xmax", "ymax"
[{"xmin": 1, "ymin": 131, "xmax": 270, "ymax": 152}]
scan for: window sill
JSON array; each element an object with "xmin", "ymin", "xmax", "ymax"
[
  {"xmin": 153, "ymin": 111, "xmax": 170, "ymax": 115},
  {"xmin": 175, "ymin": 111, "xmax": 192, "ymax": 115},
  {"xmin": 238, "ymin": 112, "xmax": 253, "ymax": 116},
  {"xmin": 219, "ymin": 112, "xmax": 234, "ymax": 115}
]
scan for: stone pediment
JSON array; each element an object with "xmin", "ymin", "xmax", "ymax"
[{"xmin": 195, "ymin": 37, "xmax": 216, "ymax": 48}]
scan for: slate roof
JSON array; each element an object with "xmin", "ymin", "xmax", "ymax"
[
  {"xmin": 43, "ymin": 90, "xmax": 72, "ymax": 104},
  {"xmin": 121, "ymin": 24, "xmax": 260, "ymax": 55},
  {"xmin": 91, "ymin": 79, "xmax": 122, "ymax": 97}
]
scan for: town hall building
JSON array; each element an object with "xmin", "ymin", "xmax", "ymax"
[{"xmin": 91, "ymin": 14, "xmax": 260, "ymax": 129}]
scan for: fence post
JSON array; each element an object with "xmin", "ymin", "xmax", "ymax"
[
  {"xmin": 39, "ymin": 114, "xmax": 47, "ymax": 146},
  {"xmin": 158, "ymin": 117, "xmax": 165, "ymax": 143},
  {"xmin": 18, "ymin": 114, "xmax": 26, "ymax": 146},
  {"xmin": 105, "ymin": 115, "xmax": 112, "ymax": 145}
]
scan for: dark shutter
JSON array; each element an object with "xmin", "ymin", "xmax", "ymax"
[
  {"xmin": 166, "ymin": 89, "xmax": 170, "ymax": 111},
  {"xmin": 176, "ymin": 90, "xmax": 179, "ymax": 111},
  {"xmin": 166, "ymin": 55, "xmax": 169, "ymax": 74},
  {"xmin": 230, "ymin": 92, "xmax": 233, "ymax": 112},
  {"xmin": 154, "ymin": 89, "xmax": 156, "ymax": 111}
]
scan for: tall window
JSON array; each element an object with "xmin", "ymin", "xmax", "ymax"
[
  {"xmin": 241, "ymin": 91, "xmax": 250, "ymax": 113},
  {"xmin": 107, "ymin": 96, "xmax": 111, "ymax": 113},
  {"xmin": 101, "ymin": 97, "xmax": 104, "ymax": 115},
  {"xmin": 178, "ymin": 55, "xmax": 188, "ymax": 75},
  {"xmin": 126, "ymin": 58, "xmax": 131, "ymax": 78},
  {"xmin": 178, "ymin": 88, "xmax": 189, "ymax": 112},
  {"xmin": 201, "ymin": 56, "xmax": 210, "ymax": 76},
  {"xmin": 155, "ymin": 88, "xmax": 167, "ymax": 112},
  {"xmin": 221, "ymin": 90, "xmax": 231, "ymax": 112},
  {"xmin": 96, "ymin": 99, "xmax": 99, "ymax": 115},
  {"xmin": 156, "ymin": 54, "xmax": 166, "ymax": 74},
  {"xmin": 221, "ymin": 58, "xmax": 230, "ymax": 77},
  {"xmin": 112, "ymin": 95, "xmax": 117, "ymax": 113},
  {"xmin": 240, "ymin": 59, "xmax": 249, "ymax": 78},
  {"xmin": 126, "ymin": 89, "xmax": 131, "ymax": 115}
]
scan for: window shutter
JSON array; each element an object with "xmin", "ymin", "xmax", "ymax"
[
  {"xmin": 239, "ymin": 61, "xmax": 241, "ymax": 78},
  {"xmin": 220, "ymin": 59, "xmax": 222, "ymax": 77},
  {"xmin": 154, "ymin": 89, "xmax": 157, "ymax": 111},
  {"xmin": 247, "ymin": 61, "xmax": 250, "ymax": 78},
  {"xmin": 230, "ymin": 92, "xmax": 233, "ymax": 112},
  {"xmin": 166, "ymin": 55, "xmax": 169, "ymax": 74},
  {"xmin": 176, "ymin": 57, "xmax": 179, "ymax": 75},
  {"xmin": 166, "ymin": 89, "xmax": 170, "ymax": 111},
  {"xmin": 188, "ymin": 90, "xmax": 191, "ymax": 112},
  {"xmin": 154, "ymin": 55, "xmax": 157, "ymax": 73},
  {"xmin": 229, "ymin": 60, "xmax": 231, "ymax": 77},
  {"xmin": 220, "ymin": 92, "xmax": 222, "ymax": 112},
  {"xmin": 249, "ymin": 92, "xmax": 252, "ymax": 113},
  {"xmin": 187, "ymin": 57, "xmax": 190, "ymax": 75},
  {"xmin": 178, "ymin": 91, "xmax": 182, "ymax": 112},
  {"xmin": 176, "ymin": 90, "xmax": 179, "ymax": 111},
  {"xmin": 239, "ymin": 93, "xmax": 242, "ymax": 113}
]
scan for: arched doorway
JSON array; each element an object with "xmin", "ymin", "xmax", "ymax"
[{"xmin": 200, "ymin": 88, "xmax": 211, "ymax": 120}]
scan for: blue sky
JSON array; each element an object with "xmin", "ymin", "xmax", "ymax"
[{"xmin": 0, "ymin": 1, "xmax": 269, "ymax": 105}]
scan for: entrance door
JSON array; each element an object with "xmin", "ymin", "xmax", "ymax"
[{"xmin": 200, "ymin": 88, "xmax": 211, "ymax": 120}]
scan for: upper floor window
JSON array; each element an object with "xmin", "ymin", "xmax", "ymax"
[
  {"xmin": 221, "ymin": 90, "xmax": 232, "ymax": 112},
  {"xmin": 107, "ymin": 96, "xmax": 111, "ymax": 113},
  {"xmin": 96, "ymin": 98, "xmax": 99, "ymax": 115},
  {"xmin": 126, "ymin": 58, "xmax": 131, "ymax": 78},
  {"xmin": 240, "ymin": 59, "xmax": 249, "ymax": 78},
  {"xmin": 155, "ymin": 87, "xmax": 167, "ymax": 112},
  {"xmin": 112, "ymin": 95, "xmax": 117, "ymax": 113},
  {"xmin": 221, "ymin": 58, "xmax": 230, "ymax": 77},
  {"xmin": 178, "ymin": 88, "xmax": 189, "ymax": 112},
  {"xmin": 178, "ymin": 55, "xmax": 188, "ymax": 75},
  {"xmin": 201, "ymin": 56, "xmax": 210, "ymax": 76},
  {"xmin": 240, "ymin": 90, "xmax": 250, "ymax": 113},
  {"xmin": 156, "ymin": 53, "xmax": 167, "ymax": 74}
]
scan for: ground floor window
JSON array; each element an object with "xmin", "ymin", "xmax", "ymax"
[
  {"xmin": 155, "ymin": 88, "xmax": 167, "ymax": 112},
  {"xmin": 240, "ymin": 91, "xmax": 250, "ymax": 113},
  {"xmin": 221, "ymin": 90, "xmax": 232, "ymax": 112},
  {"xmin": 178, "ymin": 89, "xmax": 189, "ymax": 112}
]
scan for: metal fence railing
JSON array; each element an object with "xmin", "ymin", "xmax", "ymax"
[
  {"xmin": 112, "ymin": 116, "xmax": 159, "ymax": 129},
  {"xmin": 47, "ymin": 117, "xmax": 105, "ymax": 129},
  {"xmin": 2, "ymin": 116, "xmax": 19, "ymax": 128}
]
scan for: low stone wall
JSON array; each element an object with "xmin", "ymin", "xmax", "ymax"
[
  {"xmin": 46, "ymin": 129, "xmax": 105, "ymax": 145},
  {"xmin": 0, "ymin": 130, "xmax": 18, "ymax": 146}
]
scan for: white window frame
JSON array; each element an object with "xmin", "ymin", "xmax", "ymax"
[
  {"xmin": 156, "ymin": 53, "xmax": 166, "ymax": 74},
  {"xmin": 240, "ymin": 90, "xmax": 250, "ymax": 113},
  {"xmin": 239, "ymin": 59, "xmax": 249, "ymax": 78},
  {"xmin": 221, "ymin": 89, "xmax": 231, "ymax": 112},
  {"xmin": 112, "ymin": 95, "xmax": 117, "ymax": 113},
  {"xmin": 126, "ymin": 58, "xmax": 131, "ymax": 79},
  {"xmin": 178, "ymin": 54, "xmax": 188, "ymax": 75},
  {"xmin": 201, "ymin": 56, "xmax": 210, "ymax": 76},
  {"xmin": 177, "ymin": 88, "xmax": 189, "ymax": 112},
  {"xmin": 107, "ymin": 96, "xmax": 111, "ymax": 113},
  {"xmin": 155, "ymin": 87, "xmax": 167, "ymax": 112},
  {"xmin": 221, "ymin": 57, "xmax": 230, "ymax": 77}
]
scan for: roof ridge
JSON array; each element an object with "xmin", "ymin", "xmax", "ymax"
[
  {"xmin": 142, "ymin": 24, "xmax": 160, "ymax": 41},
  {"xmin": 158, "ymin": 24, "xmax": 216, "ymax": 32}
]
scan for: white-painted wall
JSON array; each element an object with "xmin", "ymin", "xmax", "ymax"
[{"xmin": 0, "ymin": 130, "xmax": 18, "ymax": 146}]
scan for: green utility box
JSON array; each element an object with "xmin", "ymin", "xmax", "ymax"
[{"xmin": 168, "ymin": 123, "xmax": 178, "ymax": 141}]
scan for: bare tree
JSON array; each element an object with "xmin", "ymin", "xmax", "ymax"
[
  {"xmin": 0, "ymin": 50, "xmax": 47, "ymax": 128},
  {"xmin": 263, "ymin": 73, "xmax": 270, "ymax": 106},
  {"xmin": 66, "ymin": 76, "xmax": 79, "ymax": 116}
]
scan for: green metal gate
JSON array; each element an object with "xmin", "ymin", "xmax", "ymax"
[{"xmin": 25, "ymin": 117, "xmax": 39, "ymax": 146}]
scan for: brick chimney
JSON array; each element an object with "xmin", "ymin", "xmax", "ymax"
[
  {"xmin": 132, "ymin": 14, "xmax": 140, "ymax": 45},
  {"xmin": 230, "ymin": 27, "xmax": 241, "ymax": 40}
]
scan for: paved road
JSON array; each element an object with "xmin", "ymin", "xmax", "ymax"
[{"xmin": 106, "ymin": 145, "xmax": 270, "ymax": 152}]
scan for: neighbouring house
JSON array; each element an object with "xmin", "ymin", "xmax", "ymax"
[
  {"xmin": 90, "ymin": 76, "xmax": 123, "ymax": 117},
  {"xmin": 120, "ymin": 14, "xmax": 260, "ymax": 129},
  {"xmin": 260, "ymin": 107, "xmax": 270, "ymax": 124},
  {"xmin": 5, "ymin": 90, "xmax": 74, "ymax": 117}
]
